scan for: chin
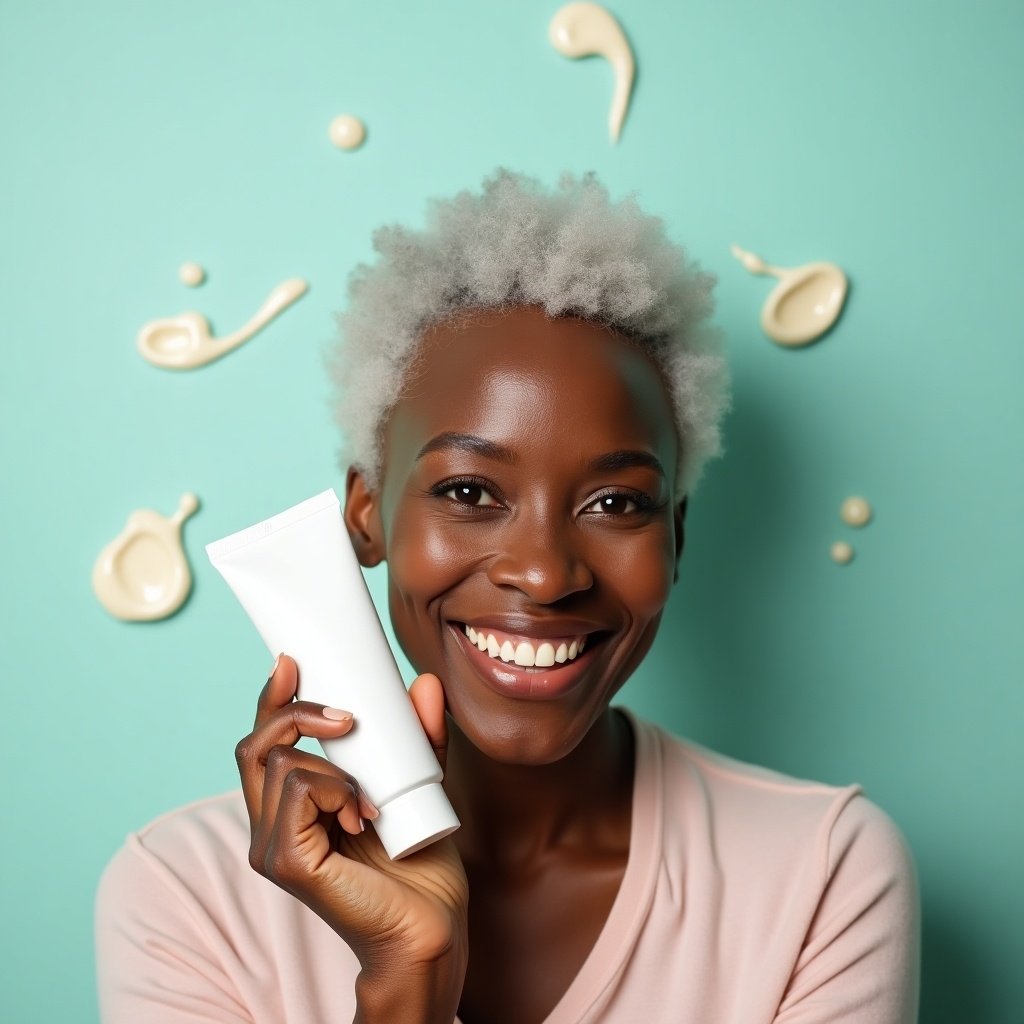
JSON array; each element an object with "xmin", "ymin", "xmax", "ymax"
[{"xmin": 447, "ymin": 701, "xmax": 602, "ymax": 766}]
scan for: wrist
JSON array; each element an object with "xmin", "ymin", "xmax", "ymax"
[{"xmin": 354, "ymin": 951, "xmax": 466, "ymax": 1024}]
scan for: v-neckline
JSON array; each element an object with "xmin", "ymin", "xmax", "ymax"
[{"xmin": 454, "ymin": 708, "xmax": 664, "ymax": 1024}]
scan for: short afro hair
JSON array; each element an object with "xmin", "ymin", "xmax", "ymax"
[{"xmin": 330, "ymin": 168, "xmax": 730, "ymax": 495}]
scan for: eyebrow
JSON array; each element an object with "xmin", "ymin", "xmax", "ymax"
[
  {"xmin": 588, "ymin": 450, "xmax": 666, "ymax": 478},
  {"xmin": 416, "ymin": 432, "xmax": 518, "ymax": 464},
  {"xmin": 416, "ymin": 433, "xmax": 665, "ymax": 478}
]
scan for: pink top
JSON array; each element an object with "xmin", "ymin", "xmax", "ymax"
[{"xmin": 95, "ymin": 712, "xmax": 919, "ymax": 1023}]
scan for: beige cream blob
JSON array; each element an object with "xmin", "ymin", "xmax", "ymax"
[
  {"xmin": 830, "ymin": 540, "xmax": 854, "ymax": 566},
  {"xmin": 549, "ymin": 2, "xmax": 635, "ymax": 142},
  {"xmin": 731, "ymin": 245, "xmax": 848, "ymax": 347},
  {"xmin": 328, "ymin": 114, "xmax": 366, "ymax": 150},
  {"xmin": 93, "ymin": 494, "xmax": 200, "ymax": 621},
  {"xmin": 840, "ymin": 496, "xmax": 873, "ymax": 527},
  {"xmin": 137, "ymin": 277, "xmax": 308, "ymax": 370},
  {"xmin": 178, "ymin": 261, "xmax": 206, "ymax": 287}
]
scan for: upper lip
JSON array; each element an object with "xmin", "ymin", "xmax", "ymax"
[{"xmin": 450, "ymin": 616, "xmax": 609, "ymax": 639}]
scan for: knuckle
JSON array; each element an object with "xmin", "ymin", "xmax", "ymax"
[
  {"xmin": 234, "ymin": 736, "xmax": 256, "ymax": 767},
  {"xmin": 266, "ymin": 839, "xmax": 302, "ymax": 886},
  {"xmin": 283, "ymin": 767, "xmax": 310, "ymax": 797},
  {"xmin": 247, "ymin": 842, "xmax": 267, "ymax": 876},
  {"xmin": 265, "ymin": 744, "xmax": 292, "ymax": 774}
]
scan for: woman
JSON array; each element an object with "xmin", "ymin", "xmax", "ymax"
[{"xmin": 96, "ymin": 170, "xmax": 919, "ymax": 1023}]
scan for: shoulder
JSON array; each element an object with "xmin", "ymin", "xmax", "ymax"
[
  {"xmin": 619, "ymin": 713, "xmax": 919, "ymax": 1018},
  {"xmin": 95, "ymin": 792, "xmax": 357, "ymax": 1019},
  {"xmin": 97, "ymin": 790, "xmax": 254, "ymax": 920},
  {"xmin": 134, "ymin": 789, "xmax": 251, "ymax": 864},
  {"xmin": 629, "ymin": 712, "xmax": 916, "ymax": 888}
]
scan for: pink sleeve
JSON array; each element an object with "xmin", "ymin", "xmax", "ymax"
[
  {"xmin": 95, "ymin": 837, "xmax": 254, "ymax": 1024},
  {"xmin": 773, "ymin": 795, "xmax": 921, "ymax": 1024}
]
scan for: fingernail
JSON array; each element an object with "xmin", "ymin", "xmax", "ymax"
[
  {"xmin": 359, "ymin": 817, "xmax": 366, "ymax": 833},
  {"xmin": 358, "ymin": 793, "xmax": 379, "ymax": 820},
  {"xmin": 322, "ymin": 707, "xmax": 353, "ymax": 721},
  {"xmin": 266, "ymin": 654, "xmax": 281, "ymax": 682}
]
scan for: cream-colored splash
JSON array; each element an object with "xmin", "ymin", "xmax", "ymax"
[
  {"xmin": 178, "ymin": 261, "xmax": 205, "ymax": 287},
  {"xmin": 329, "ymin": 114, "xmax": 366, "ymax": 150},
  {"xmin": 137, "ymin": 277, "xmax": 307, "ymax": 370},
  {"xmin": 731, "ymin": 245, "xmax": 848, "ymax": 347},
  {"xmin": 841, "ymin": 496, "xmax": 873, "ymax": 527},
  {"xmin": 93, "ymin": 493, "xmax": 199, "ymax": 621},
  {"xmin": 549, "ymin": 2, "xmax": 635, "ymax": 143},
  {"xmin": 830, "ymin": 540, "xmax": 854, "ymax": 565}
]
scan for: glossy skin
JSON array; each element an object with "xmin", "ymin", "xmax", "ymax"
[{"xmin": 235, "ymin": 305, "xmax": 687, "ymax": 1024}]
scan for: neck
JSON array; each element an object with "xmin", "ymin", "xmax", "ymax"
[{"xmin": 443, "ymin": 708, "xmax": 635, "ymax": 868}]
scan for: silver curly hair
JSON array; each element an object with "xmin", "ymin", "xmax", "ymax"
[{"xmin": 330, "ymin": 168, "xmax": 730, "ymax": 495}]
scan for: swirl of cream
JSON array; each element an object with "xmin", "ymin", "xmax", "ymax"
[{"xmin": 549, "ymin": 2, "xmax": 635, "ymax": 143}]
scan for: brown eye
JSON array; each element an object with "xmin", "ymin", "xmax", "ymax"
[
  {"xmin": 444, "ymin": 483, "xmax": 498, "ymax": 507},
  {"xmin": 584, "ymin": 494, "xmax": 637, "ymax": 515}
]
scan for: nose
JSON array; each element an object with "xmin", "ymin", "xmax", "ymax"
[{"xmin": 485, "ymin": 513, "xmax": 594, "ymax": 604}]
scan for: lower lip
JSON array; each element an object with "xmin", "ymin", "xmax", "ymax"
[{"xmin": 448, "ymin": 624, "xmax": 602, "ymax": 702}]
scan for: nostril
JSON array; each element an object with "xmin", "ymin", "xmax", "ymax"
[{"xmin": 486, "ymin": 550, "xmax": 594, "ymax": 603}]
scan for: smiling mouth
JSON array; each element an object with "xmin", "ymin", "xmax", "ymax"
[
  {"xmin": 459, "ymin": 622, "xmax": 592, "ymax": 668},
  {"xmin": 448, "ymin": 621, "xmax": 609, "ymax": 700}
]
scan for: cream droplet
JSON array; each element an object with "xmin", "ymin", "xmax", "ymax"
[
  {"xmin": 328, "ymin": 114, "xmax": 366, "ymax": 150},
  {"xmin": 830, "ymin": 541, "xmax": 854, "ymax": 565},
  {"xmin": 92, "ymin": 493, "xmax": 200, "ymax": 621},
  {"xmin": 178, "ymin": 261, "xmax": 206, "ymax": 287},
  {"xmin": 731, "ymin": 244, "xmax": 848, "ymax": 347},
  {"xmin": 549, "ymin": 3, "xmax": 635, "ymax": 143},
  {"xmin": 137, "ymin": 277, "xmax": 308, "ymax": 370},
  {"xmin": 840, "ymin": 496, "xmax": 872, "ymax": 528}
]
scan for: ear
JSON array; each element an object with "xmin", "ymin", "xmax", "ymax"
[
  {"xmin": 343, "ymin": 467, "xmax": 386, "ymax": 568},
  {"xmin": 673, "ymin": 496, "xmax": 688, "ymax": 583}
]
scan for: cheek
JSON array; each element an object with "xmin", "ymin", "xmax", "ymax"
[
  {"xmin": 602, "ymin": 530, "xmax": 675, "ymax": 685},
  {"xmin": 595, "ymin": 527, "xmax": 676, "ymax": 622},
  {"xmin": 389, "ymin": 510, "xmax": 470, "ymax": 597},
  {"xmin": 385, "ymin": 509, "xmax": 474, "ymax": 667}
]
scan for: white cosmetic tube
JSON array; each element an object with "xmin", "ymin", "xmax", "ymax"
[{"xmin": 206, "ymin": 489, "xmax": 459, "ymax": 859}]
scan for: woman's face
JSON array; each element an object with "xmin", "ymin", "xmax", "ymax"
[{"xmin": 346, "ymin": 305, "xmax": 685, "ymax": 765}]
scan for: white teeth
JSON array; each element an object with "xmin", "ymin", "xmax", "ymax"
[
  {"xmin": 514, "ymin": 642, "xmax": 535, "ymax": 666},
  {"xmin": 463, "ymin": 626, "xmax": 592, "ymax": 668}
]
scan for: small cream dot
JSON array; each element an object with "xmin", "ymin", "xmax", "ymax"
[
  {"xmin": 178, "ymin": 261, "xmax": 205, "ymax": 287},
  {"xmin": 830, "ymin": 541, "xmax": 854, "ymax": 565},
  {"xmin": 840, "ymin": 496, "xmax": 872, "ymax": 528},
  {"xmin": 328, "ymin": 114, "xmax": 366, "ymax": 150}
]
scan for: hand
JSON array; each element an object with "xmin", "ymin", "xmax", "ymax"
[{"xmin": 234, "ymin": 654, "xmax": 469, "ymax": 977}]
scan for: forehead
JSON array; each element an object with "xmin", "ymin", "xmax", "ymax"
[{"xmin": 383, "ymin": 305, "xmax": 678, "ymax": 474}]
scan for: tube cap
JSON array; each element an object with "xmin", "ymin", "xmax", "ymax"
[{"xmin": 372, "ymin": 782, "xmax": 460, "ymax": 860}]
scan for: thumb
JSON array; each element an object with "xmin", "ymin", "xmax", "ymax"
[{"xmin": 408, "ymin": 673, "xmax": 448, "ymax": 773}]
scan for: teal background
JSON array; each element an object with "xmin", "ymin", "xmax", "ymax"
[{"xmin": 1, "ymin": 1, "xmax": 1021, "ymax": 1020}]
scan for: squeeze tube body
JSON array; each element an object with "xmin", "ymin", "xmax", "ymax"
[{"xmin": 206, "ymin": 489, "xmax": 459, "ymax": 859}]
